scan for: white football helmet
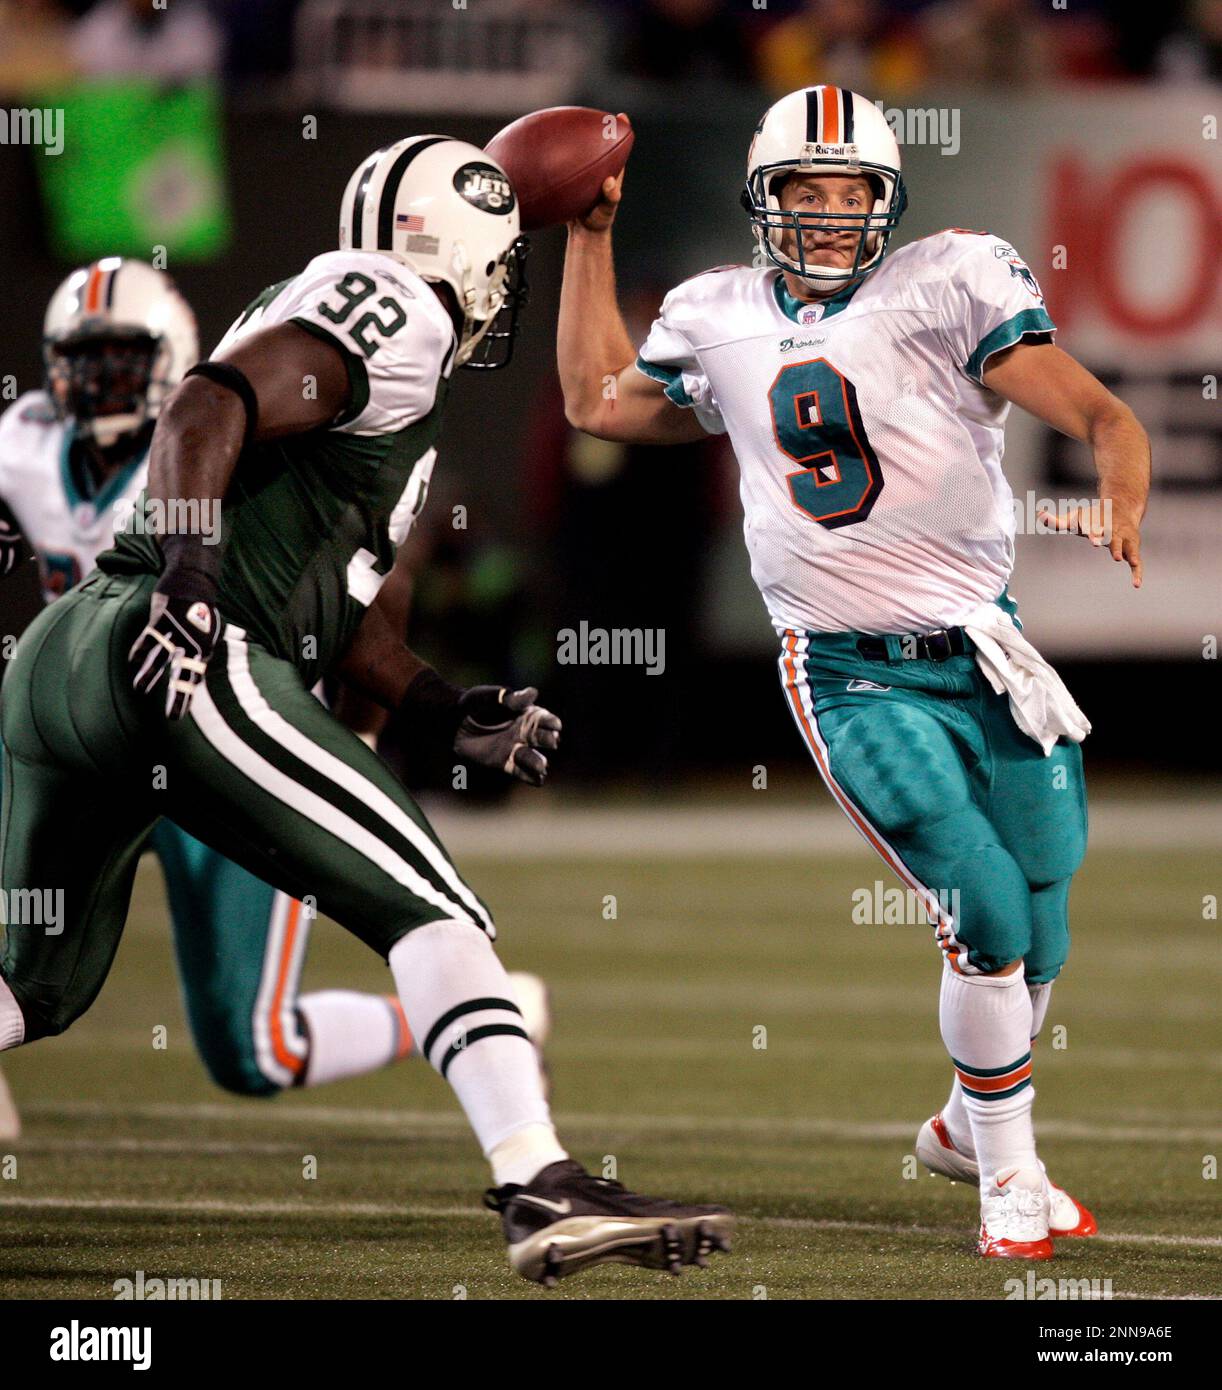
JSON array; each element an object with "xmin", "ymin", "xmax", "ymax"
[
  {"xmin": 338, "ymin": 136, "xmax": 527, "ymax": 369},
  {"xmin": 743, "ymin": 86, "xmax": 907, "ymax": 292},
  {"xmin": 43, "ymin": 258, "xmax": 198, "ymax": 448}
]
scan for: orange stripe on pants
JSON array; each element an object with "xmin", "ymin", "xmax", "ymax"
[{"xmin": 268, "ymin": 898, "xmax": 305, "ymax": 1076}]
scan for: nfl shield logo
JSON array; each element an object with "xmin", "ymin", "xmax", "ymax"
[{"xmin": 799, "ymin": 305, "xmax": 822, "ymax": 325}]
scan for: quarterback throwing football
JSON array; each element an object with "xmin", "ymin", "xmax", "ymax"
[{"xmin": 558, "ymin": 86, "xmax": 1150, "ymax": 1259}]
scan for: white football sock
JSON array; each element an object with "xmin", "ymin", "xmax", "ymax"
[
  {"xmin": 941, "ymin": 1076, "xmax": 972, "ymax": 1154},
  {"xmin": 939, "ymin": 963, "xmax": 1038, "ymax": 1187},
  {"xmin": 940, "ymin": 977, "xmax": 1054, "ymax": 1156},
  {"xmin": 296, "ymin": 990, "xmax": 414, "ymax": 1087},
  {"xmin": 388, "ymin": 919, "xmax": 566, "ymax": 1186},
  {"xmin": 1028, "ymin": 980, "xmax": 1052, "ymax": 1041},
  {"xmin": 0, "ymin": 974, "xmax": 24, "ymax": 1051}
]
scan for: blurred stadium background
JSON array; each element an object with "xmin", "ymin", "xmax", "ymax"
[{"xmin": 0, "ymin": 0, "xmax": 1218, "ymax": 1300}]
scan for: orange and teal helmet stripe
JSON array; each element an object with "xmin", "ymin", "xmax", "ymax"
[{"xmin": 804, "ymin": 86, "xmax": 855, "ymax": 146}]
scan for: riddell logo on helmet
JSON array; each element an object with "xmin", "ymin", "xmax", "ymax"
[{"xmin": 801, "ymin": 141, "xmax": 859, "ymax": 160}]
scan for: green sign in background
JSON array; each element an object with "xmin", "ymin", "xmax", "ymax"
[{"xmin": 33, "ymin": 80, "xmax": 231, "ymax": 263}]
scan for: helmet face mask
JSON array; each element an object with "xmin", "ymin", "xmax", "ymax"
[
  {"xmin": 42, "ymin": 260, "xmax": 198, "ymax": 450},
  {"xmin": 46, "ymin": 334, "xmax": 160, "ymax": 444},
  {"xmin": 460, "ymin": 235, "xmax": 529, "ymax": 371},
  {"xmin": 743, "ymin": 87, "xmax": 908, "ymax": 293}
]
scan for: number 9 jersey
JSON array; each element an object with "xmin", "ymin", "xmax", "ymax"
[
  {"xmin": 636, "ymin": 230, "xmax": 1056, "ymax": 636},
  {"xmin": 99, "ymin": 250, "xmax": 454, "ymax": 688}
]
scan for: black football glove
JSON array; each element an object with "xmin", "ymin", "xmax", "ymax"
[
  {"xmin": 128, "ymin": 590, "xmax": 222, "ymax": 719},
  {"xmin": 454, "ymin": 685, "xmax": 562, "ymax": 786},
  {"xmin": 0, "ymin": 508, "xmax": 22, "ymax": 577}
]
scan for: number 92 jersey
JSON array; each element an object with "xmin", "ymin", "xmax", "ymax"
[
  {"xmin": 636, "ymin": 231, "xmax": 1055, "ymax": 636},
  {"xmin": 100, "ymin": 250, "xmax": 454, "ymax": 688}
]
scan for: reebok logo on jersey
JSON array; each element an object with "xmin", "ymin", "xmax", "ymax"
[
  {"xmin": 846, "ymin": 679, "xmax": 892, "ymax": 692},
  {"xmin": 779, "ymin": 335, "xmax": 826, "ymax": 353}
]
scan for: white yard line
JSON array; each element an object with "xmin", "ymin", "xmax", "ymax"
[
  {"xmin": 0, "ymin": 1194, "xmax": 1217, "ymax": 1254},
  {"xmin": 423, "ymin": 799, "xmax": 1222, "ymax": 857},
  {"xmin": 18, "ymin": 1099, "xmax": 1222, "ymax": 1144}
]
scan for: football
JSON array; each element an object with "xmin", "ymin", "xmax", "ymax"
[{"xmin": 485, "ymin": 106, "xmax": 634, "ymax": 231}]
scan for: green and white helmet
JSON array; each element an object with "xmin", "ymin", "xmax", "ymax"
[{"xmin": 339, "ymin": 136, "xmax": 527, "ymax": 369}]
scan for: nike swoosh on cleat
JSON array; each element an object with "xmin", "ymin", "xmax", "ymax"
[{"xmin": 514, "ymin": 1194, "xmax": 573, "ymax": 1216}]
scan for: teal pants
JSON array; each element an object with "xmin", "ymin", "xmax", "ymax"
[
  {"xmin": 150, "ymin": 822, "xmax": 303, "ymax": 1096},
  {"xmin": 777, "ymin": 614, "xmax": 1087, "ymax": 981}
]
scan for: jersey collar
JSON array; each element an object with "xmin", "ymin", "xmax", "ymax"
[
  {"xmin": 772, "ymin": 272, "xmax": 864, "ymax": 325},
  {"xmin": 60, "ymin": 424, "xmax": 148, "ymax": 516}
]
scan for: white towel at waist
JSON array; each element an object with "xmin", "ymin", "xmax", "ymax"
[{"xmin": 960, "ymin": 604, "xmax": 1091, "ymax": 757}]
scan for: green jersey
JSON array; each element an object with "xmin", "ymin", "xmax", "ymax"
[{"xmin": 99, "ymin": 250, "xmax": 454, "ymax": 687}]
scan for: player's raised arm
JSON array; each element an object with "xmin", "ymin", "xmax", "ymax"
[
  {"xmin": 129, "ymin": 322, "xmax": 353, "ymax": 717},
  {"xmin": 983, "ymin": 341, "xmax": 1151, "ymax": 587},
  {"xmin": 558, "ymin": 171, "xmax": 707, "ymax": 445}
]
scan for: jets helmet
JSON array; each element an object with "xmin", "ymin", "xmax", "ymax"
[
  {"xmin": 743, "ymin": 86, "xmax": 907, "ymax": 292},
  {"xmin": 339, "ymin": 136, "xmax": 527, "ymax": 370},
  {"xmin": 43, "ymin": 258, "xmax": 198, "ymax": 448}
]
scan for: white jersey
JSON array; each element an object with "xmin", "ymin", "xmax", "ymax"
[
  {"xmin": 0, "ymin": 391, "xmax": 149, "ymax": 601},
  {"xmin": 637, "ymin": 231, "xmax": 1055, "ymax": 635},
  {"xmin": 212, "ymin": 248, "xmax": 452, "ymax": 543}
]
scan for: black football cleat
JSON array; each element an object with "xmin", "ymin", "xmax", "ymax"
[{"xmin": 484, "ymin": 1159, "xmax": 734, "ymax": 1286}]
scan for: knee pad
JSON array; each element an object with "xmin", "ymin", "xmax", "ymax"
[
  {"xmin": 1023, "ymin": 879, "xmax": 1072, "ymax": 984},
  {"xmin": 6, "ymin": 980, "xmax": 80, "ymax": 1043},
  {"xmin": 829, "ymin": 705, "xmax": 972, "ymax": 842},
  {"xmin": 194, "ymin": 1040, "xmax": 282, "ymax": 1098},
  {"xmin": 936, "ymin": 843, "xmax": 1034, "ymax": 976},
  {"xmin": 186, "ymin": 1005, "xmax": 285, "ymax": 1098}
]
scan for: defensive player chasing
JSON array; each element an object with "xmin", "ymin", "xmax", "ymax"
[
  {"xmin": 0, "ymin": 258, "xmax": 550, "ymax": 1122},
  {"xmin": 557, "ymin": 87, "xmax": 1150, "ymax": 1259},
  {"xmin": 0, "ymin": 142, "xmax": 733, "ymax": 1284}
]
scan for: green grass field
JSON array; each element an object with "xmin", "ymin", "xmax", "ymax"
[{"xmin": 1, "ymin": 834, "xmax": 1219, "ymax": 1300}]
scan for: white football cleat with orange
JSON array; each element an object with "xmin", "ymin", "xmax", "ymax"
[
  {"xmin": 916, "ymin": 1112, "xmax": 977, "ymax": 1183},
  {"xmin": 917, "ymin": 1112, "xmax": 1097, "ymax": 1238},
  {"xmin": 1045, "ymin": 1178, "xmax": 1097, "ymax": 1238},
  {"xmin": 978, "ymin": 1166, "xmax": 1053, "ymax": 1260}
]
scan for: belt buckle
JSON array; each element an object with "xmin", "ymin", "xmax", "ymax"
[{"xmin": 923, "ymin": 628, "xmax": 953, "ymax": 662}]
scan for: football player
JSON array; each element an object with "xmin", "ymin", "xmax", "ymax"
[
  {"xmin": 556, "ymin": 87, "xmax": 1150, "ymax": 1259},
  {"xmin": 0, "ymin": 144, "xmax": 733, "ymax": 1284},
  {"xmin": 0, "ymin": 257, "xmax": 551, "ymax": 1117}
]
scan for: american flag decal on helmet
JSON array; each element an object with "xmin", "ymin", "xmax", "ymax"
[{"xmin": 396, "ymin": 214, "xmax": 425, "ymax": 232}]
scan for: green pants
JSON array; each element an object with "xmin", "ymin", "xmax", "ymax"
[
  {"xmin": 0, "ymin": 740, "xmax": 295, "ymax": 1093},
  {"xmin": 777, "ymin": 608, "xmax": 1087, "ymax": 981},
  {"xmin": 0, "ymin": 571, "xmax": 491, "ymax": 1043}
]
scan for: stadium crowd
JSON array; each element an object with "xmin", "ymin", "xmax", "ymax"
[{"xmin": 0, "ymin": 0, "xmax": 1218, "ymax": 96}]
